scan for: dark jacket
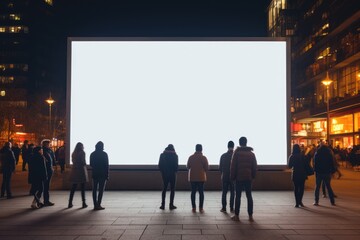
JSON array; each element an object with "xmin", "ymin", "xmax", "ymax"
[
  {"xmin": 219, "ymin": 149, "xmax": 233, "ymax": 181},
  {"xmin": 158, "ymin": 150, "xmax": 178, "ymax": 177},
  {"xmin": 90, "ymin": 149, "xmax": 109, "ymax": 180},
  {"xmin": 43, "ymin": 147, "xmax": 56, "ymax": 173},
  {"xmin": 314, "ymin": 145, "xmax": 336, "ymax": 174},
  {"xmin": 230, "ymin": 146, "xmax": 257, "ymax": 181},
  {"xmin": 0, "ymin": 147, "xmax": 16, "ymax": 172},
  {"xmin": 21, "ymin": 145, "xmax": 31, "ymax": 162},
  {"xmin": 288, "ymin": 153, "xmax": 308, "ymax": 182},
  {"xmin": 69, "ymin": 151, "xmax": 89, "ymax": 183},
  {"xmin": 28, "ymin": 152, "xmax": 48, "ymax": 184}
]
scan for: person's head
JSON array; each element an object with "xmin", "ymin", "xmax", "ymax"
[
  {"xmin": 4, "ymin": 141, "xmax": 11, "ymax": 149},
  {"xmin": 95, "ymin": 141, "xmax": 104, "ymax": 151},
  {"xmin": 41, "ymin": 139, "xmax": 50, "ymax": 148},
  {"xmin": 34, "ymin": 146, "xmax": 43, "ymax": 155},
  {"xmin": 74, "ymin": 142, "xmax": 84, "ymax": 152},
  {"xmin": 24, "ymin": 140, "xmax": 28, "ymax": 145},
  {"xmin": 227, "ymin": 141, "xmax": 234, "ymax": 149},
  {"xmin": 195, "ymin": 144, "xmax": 202, "ymax": 152},
  {"xmin": 292, "ymin": 144, "xmax": 301, "ymax": 154},
  {"xmin": 14, "ymin": 143, "xmax": 18, "ymax": 147},
  {"xmin": 166, "ymin": 144, "xmax": 175, "ymax": 151},
  {"xmin": 239, "ymin": 137, "xmax": 247, "ymax": 147}
]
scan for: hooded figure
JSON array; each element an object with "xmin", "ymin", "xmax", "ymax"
[{"xmin": 158, "ymin": 144, "xmax": 179, "ymax": 210}]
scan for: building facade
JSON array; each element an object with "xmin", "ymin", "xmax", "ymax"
[
  {"xmin": 268, "ymin": 0, "xmax": 360, "ymax": 148},
  {"xmin": 0, "ymin": 0, "xmax": 55, "ymax": 143}
]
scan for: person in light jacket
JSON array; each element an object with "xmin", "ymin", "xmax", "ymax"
[
  {"xmin": 187, "ymin": 144, "xmax": 209, "ymax": 213},
  {"xmin": 230, "ymin": 137, "xmax": 257, "ymax": 222},
  {"xmin": 68, "ymin": 142, "xmax": 89, "ymax": 208}
]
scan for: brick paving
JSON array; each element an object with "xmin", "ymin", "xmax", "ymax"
[{"xmin": 0, "ymin": 167, "xmax": 359, "ymax": 240}]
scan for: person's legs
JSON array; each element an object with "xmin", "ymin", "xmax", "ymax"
[
  {"xmin": 80, "ymin": 183, "xmax": 87, "ymax": 208},
  {"xmin": 198, "ymin": 182, "xmax": 204, "ymax": 210},
  {"xmin": 299, "ymin": 180, "xmax": 305, "ymax": 206},
  {"xmin": 323, "ymin": 174, "xmax": 335, "ymax": 204},
  {"xmin": 244, "ymin": 181, "xmax": 253, "ymax": 217},
  {"xmin": 229, "ymin": 181, "xmax": 235, "ymax": 211},
  {"xmin": 68, "ymin": 183, "xmax": 77, "ymax": 207},
  {"xmin": 314, "ymin": 174, "xmax": 323, "ymax": 204},
  {"xmin": 234, "ymin": 181, "xmax": 243, "ymax": 216},
  {"xmin": 161, "ymin": 175, "xmax": 169, "ymax": 208},
  {"xmin": 97, "ymin": 179, "xmax": 107, "ymax": 207},
  {"xmin": 43, "ymin": 172, "xmax": 53, "ymax": 204},
  {"xmin": 321, "ymin": 180, "xmax": 327, "ymax": 197},
  {"xmin": 221, "ymin": 180, "xmax": 228, "ymax": 210},
  {"xmin": 169, "ymin": 174, "xmax": 176, "ymax": 208},
  {"xmin": 190, "ymin": 182, "xmax": 197, "ymax": 209},
  {"xmin": 92, "ymin": 179, "xmax": 99, "ymax": 207},
  {"xmin": 1, "ymin": 173, "xmax": 5, "ymax": 197},
  {"xmin": 293, "ymin": 181, "xmax": 300, "ymax": 206}
]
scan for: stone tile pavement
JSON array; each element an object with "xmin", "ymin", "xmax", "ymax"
[{"xmin": 0, "ymin": 167, "xmax": 359, "ymax": 240}]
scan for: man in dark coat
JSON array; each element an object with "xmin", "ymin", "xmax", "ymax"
[
  {"xmin": 219, "ymin": 141, "xmax": 235, "ymax": 213},
  {"xmin": 313, "ymin": 141, "xmax": 336, "ymax": 206},
  {"xmin": 90, "ymin": 141, "xmax": 109, "ymax": 210},
  {"xmin": 158, "ymin": 144, "xmax": 179, "ymax": 210},
  {"xmin": 0, "ymin": 142, "xmax": 16, "ymax": 199},
  {"xmin": 28, "ymin": 146, "xmax": 48, "ymax": 209},
  {"xmin": 230, "ymin": 137, "xmax": 257, "ymax": 222},
  {"xmin": 37, "ymin": 139, "xmax": 56, "ymax": 206},
  {"xmin": 11, "ymin": 143, "xmax": 21, "ymax": 165}
]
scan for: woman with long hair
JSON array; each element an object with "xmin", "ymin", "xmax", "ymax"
[
  {"xmin": 288, "ymin": 144, "xmax": 308, "ymax": 207},
  {"xmin": 68, "ymin": 142, "xmax": 88, "ymax": 208}
]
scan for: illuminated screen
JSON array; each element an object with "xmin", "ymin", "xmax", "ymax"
[{"xmin": 68, "ymin": 39, "xmax": 288, "ymax": 166}]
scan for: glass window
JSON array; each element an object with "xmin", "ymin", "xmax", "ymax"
[{"xmin": 330, "ymin": 114, "xmax": 353, "ymax": 134}]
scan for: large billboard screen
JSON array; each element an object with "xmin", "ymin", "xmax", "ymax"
[{"xmin": 68, "ymin": 38, "xmax": 289, "ymax": 167}]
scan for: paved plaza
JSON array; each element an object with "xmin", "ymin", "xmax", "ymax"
[{"xmin": 0, "ymin": 167, "xmax": 360, "ymax": 240}]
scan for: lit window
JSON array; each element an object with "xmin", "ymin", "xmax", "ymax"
[
  {"xmin": 0, "ymin": 27, "xmax": 5, "ymax": 33},
  {"xmin": 9, "ymin": 14, "xmax": 21, "ymax": 20},
  {"xmin": 45, "ymin": 0, "xmax": 53, "ymax": 6},
  {"xmin": 0, "ymin": 90, "xmax": 5, "ymax": 97}
]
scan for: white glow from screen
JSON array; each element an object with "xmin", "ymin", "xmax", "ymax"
[{"xmin": 70, "ymin": 40, "xmax": 287, "ymax": 165}]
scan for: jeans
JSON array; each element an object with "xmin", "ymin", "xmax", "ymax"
[
  {"xmin": 235, "ymin": 180, "xmax": 253, "ymax": 216},
  {"xmin": 69, "ymin": 183, "xmax": 86, "ymax": 203},
  {"xmin": 31, "ymin": 180, "xmax": 44, "ymax": 204},
  {"xmin": 315, "ymin": 173, "xmax": 335, "ymax": 204},
  {"xmin": 190, "ymin": 182, "xmax": 204, "ymax": 209},
  {"xmin": 92, "ymin": 178, "xmax": 107, "ymax": 207},
  {"xmin": 293, "ymin": 180, "xmax": 305, "ymax": 205},
  {"xmin": 161, "ymin": 173, "xmax": 176, "ymax": 206},
  {"xmin": 221, "ymin": 179, "xmax": 234, "ymax": 210},
  {"xmin": 37, "ymin": 171, "xmax": 52, "ymax": 203}
]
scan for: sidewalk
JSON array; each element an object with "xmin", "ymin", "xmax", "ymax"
[{"xmin": 0, "ymin": 167, "xmax": 359, "ymax": 240}]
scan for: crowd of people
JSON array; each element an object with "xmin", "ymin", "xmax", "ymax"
[{"xmin": 0, "ymin": 136, "xmax": 349, "ymax": 222}]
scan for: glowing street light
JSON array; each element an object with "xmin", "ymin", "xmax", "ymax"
[
  {"xmin": 45, "ymin": 92, "xmax": 55, "ymax": 138},
  {"xmin": 322, "ymin": 72, "xmax": 333, "ymax": 145}
]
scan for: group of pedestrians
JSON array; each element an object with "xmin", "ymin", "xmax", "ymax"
[
  {"xmin": 288, "ymin": 140, "xmax": 338, "ymax": 208},
  {"xmin": 158, "ymin": 136, "xmax": 257, "ymax": 222}
]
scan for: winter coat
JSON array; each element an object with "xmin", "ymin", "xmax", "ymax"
[
  {"xmin": 69, "ymin": 151, "xmax": 89, "ymax": 183},
  {"xmin": 230, "ymin": 146, "xmax": 257, "ymax": 181},
  {"xmin": 43, "ymin": 147, "xmax": 56, "ymax": 173},
  {"xmin": 0, "ymin": 147, "xmax": 16, "ymax": 172},
  {"xmin": 28, "ymin": 152, "xmax": 48, "ymax": 184},
  {"xmin": 219, "ymin": 150, "xmax": 233, "ymax": 181},
  {"xmin": 187, "ymin": 152, "xmax": 209, "ymax": 182},
  {"xmin": 314, "ymin": 145, "xmax": 336, "ymax": 174},
  {"xmin": 158, "ymin": 150, "xmax": 178, "ymax": 177},
  {"xmin": 288, "ymin": 153, "xmax": 308, "ymax": 182},
  {"xmin": 90, "ymin": 150, "xmax": 109, "ymax": 180}
]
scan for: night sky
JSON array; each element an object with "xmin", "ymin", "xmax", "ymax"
[{"xmin": 52, "ymin": 0, "xmax": 271, "ymax": 107}]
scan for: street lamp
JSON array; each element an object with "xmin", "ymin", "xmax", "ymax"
[
  {"xmin": 322, "ymin": 72, "xmax": 333, "ymax": 145},
  {"xmin": 45, "ymin": 92, "xmax": 55, "ymax": 138}
]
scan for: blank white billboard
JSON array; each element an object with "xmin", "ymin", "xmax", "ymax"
[{"xmin": 68, "ymin": 39, "xmax": 288, "ymax": 166}]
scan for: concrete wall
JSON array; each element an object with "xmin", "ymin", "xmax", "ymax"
[{"xmin": 62, "ymin": 169, "xmax": 293, "ymax": 190}]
